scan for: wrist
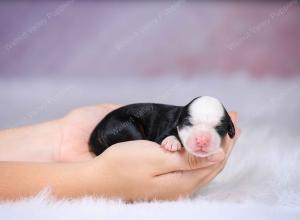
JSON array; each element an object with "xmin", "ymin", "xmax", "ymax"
[
  {"xmin": 53, "ymin": 161, "xmax": 95, "ymax": 198},
  {"xmin": 82, "ymin": 156, "xmax": 114, "ymax": 198},
  {"xmin": 0, "ymin": 161, "xmax": 92, "ymax": 200},
  {"xmin": 0, "ymin": 119, "xmax": 62, "ymax": 162}
]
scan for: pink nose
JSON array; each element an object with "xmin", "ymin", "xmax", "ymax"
[{"xmin": 196, "ymin": 135, "xmax": 211, "ymax": 152}]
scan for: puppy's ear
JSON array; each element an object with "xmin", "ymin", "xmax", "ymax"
[{"xmin": 227, "ymin": 116, "xmax": 235, "ymax": 139}]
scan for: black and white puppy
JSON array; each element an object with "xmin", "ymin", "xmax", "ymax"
[{"xmin": 89, "ymin": 96, "xmax": 235, "ymax": 157}]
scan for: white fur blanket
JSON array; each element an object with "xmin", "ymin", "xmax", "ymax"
[{"xmin": 0, "ymin": 75, "xmax": 300, "ymax": 219}]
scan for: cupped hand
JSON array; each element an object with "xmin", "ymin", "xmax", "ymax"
[
  {"xmin": 55, "ymin": 104, "xmax": 120, "ymax": 162},
  {"xmin": 84, "ymin": 113, "xmax": 240, "ymax": 201}
]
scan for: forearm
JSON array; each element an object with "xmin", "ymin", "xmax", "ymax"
[
  {"xmin": 0, "ymin": 161, "xmax": 92, "ymax": 200},
  {"xmin": 0, "ymin": 120, "xmax": 61, "ymax": 162}
]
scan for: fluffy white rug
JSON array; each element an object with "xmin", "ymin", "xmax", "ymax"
[{"xmin": 0, "ymin": 74, "xmax": 300, "ymax": 219}]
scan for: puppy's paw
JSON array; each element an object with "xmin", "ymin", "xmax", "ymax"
[{"xmin": 161, "ymin": 135, "xmax": 182, "ymax": 152}]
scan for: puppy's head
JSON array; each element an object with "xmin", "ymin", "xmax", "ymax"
[{"xmin": 177, "ymin": 96, "xmax": 235, "ymax": 157}]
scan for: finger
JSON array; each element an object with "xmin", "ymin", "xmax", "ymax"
[
  {"xmin": 100, "ymin": 103, "xmax": 122, "ymax": 110},
  {"xmin": 228, "ymin": 111, "xmax": 238, "ymax": 124},
  {"xmin": 113, "ymin": 140, "xmax": 224, "ymax": 176},
  {"xmin": 154, "ymin": 148, "xmax": 225, "ymax": 175},
  {"xmin": 152, "ymin": 172, "xmax": 192, "ymax": 199},
  {"xmin": 153, "ymin": 162, "xmax": 221, "ymax": 197},
  {"xmin": 195, "ymin": 153, "xmax": 230, "ymax": 188},
  {"xmin": 189, "ymin": 165, "xmax": 223, "ymax": 192},
  {"xmin": 165, "ymin": 157, "xmax": 228, "ymax": 195}
]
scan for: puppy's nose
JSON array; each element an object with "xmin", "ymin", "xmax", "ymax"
[{"xmin": 196, "ymin": 135, "xmax": 211, "ymax": 152}]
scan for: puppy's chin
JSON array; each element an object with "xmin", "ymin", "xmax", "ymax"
[{"xmin": 185, "ymin": 146, "xmax": 220, "ymax": 157}]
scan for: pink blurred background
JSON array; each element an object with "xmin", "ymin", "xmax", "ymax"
[
  {"xmin": 1, "ymin": 0, "xmax": 299, "ymax": 78},
  {"xmin": 0, "ymin": 0, "xmax": 299, "ymax": 129}
]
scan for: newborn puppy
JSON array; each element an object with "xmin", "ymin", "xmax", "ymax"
[{"xmin": 89, "ymin": 96, "xmax": 235, "ymax": 157}]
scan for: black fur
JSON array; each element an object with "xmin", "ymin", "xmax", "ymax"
[
  {"xmin": 215, "ymin": 106, "xmax": 236, "ymax": 139},
  {"xmin": 89, "ymin": 101, "xmax": 235, "ymax": 155}
]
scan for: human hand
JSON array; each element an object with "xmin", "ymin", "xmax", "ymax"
[
  {"xmin": 0, "ymin": 110, "xmax": 239, "ymax": 201},
  {"xmin": 55, "ymin": 104, "xmax": 120, "ymax": 162},
  {"xmin": 84, "ymin": 113, "xmax": 240, "ymax": 201}
]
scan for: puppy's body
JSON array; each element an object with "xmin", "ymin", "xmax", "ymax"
[
  {"xmin": 89, "ymin": 103, "xmax": 182, "ymax": 155},
  {"xmin": 89, "ymin": 96, "xmax": 235, "ymax": 157}
]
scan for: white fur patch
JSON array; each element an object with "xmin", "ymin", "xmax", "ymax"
[{"xmin": 189, "ymin": 96, "xmax": 224, "ymax": 126}]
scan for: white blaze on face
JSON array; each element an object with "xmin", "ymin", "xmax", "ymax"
[{"xmin": 177, "ymin": 96, "xmax": 225, "ymax": 157}]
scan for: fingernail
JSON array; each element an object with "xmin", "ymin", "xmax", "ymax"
[{"xmin": 207, "ymin": 151, "xmax": 224, "ymax": 162}]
